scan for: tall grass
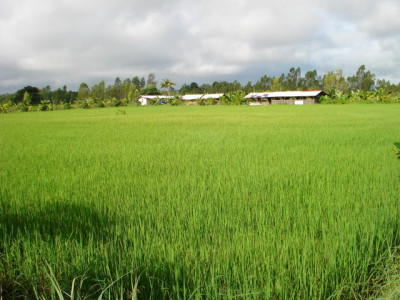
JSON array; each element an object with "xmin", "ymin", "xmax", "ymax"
[{"xmin": 1, "ymin": 105, "xmax": 400, "ymax": 298}]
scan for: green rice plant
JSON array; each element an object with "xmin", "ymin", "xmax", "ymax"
[
  {"xmin": 1, "ymin": 105, "xmax": 400, "ymax": 299},
  {"xmin": 394, "ymin": 142, "xmax": 400, "ymax": 159}
]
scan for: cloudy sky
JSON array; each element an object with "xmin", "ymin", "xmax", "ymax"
[{"xmin": 1, "ymin": 0, "xmax": 400, "ymax": 93}]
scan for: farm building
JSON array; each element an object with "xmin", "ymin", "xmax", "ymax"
[
  {"xmin": 138, "ymin": 95, "xmax": 173, "ymax": 106},
  {"xmin": 182, "ymin": 94, "xmax": 227, "ymax": 105},
  {"xmin": 245, "ymin": 90, "xmax": 326, "ymax": 105},
  {"xmin": 201, "ymin": 94, "xmax": 226, "ymax": 104},
  {"xmin": 182, "ymin": 94, "xmax": 204, "ymax": 105}
]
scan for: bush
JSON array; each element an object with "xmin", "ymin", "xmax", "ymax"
[
  {"xmin": 204, "ymin": 98, "xmax": 216, "ymax": 105},
  {"xmin": 39, "ymin": 100, "xmax": 51, "ymax": 111},
  {"xmin": 150, "ymin": 98, "xmax": 159, "ymax": 106},
  {"xmin": 220, "ymin": 96, "xmax": 232, "ymax": 105},
  {"xmin": 196, "ymin": 98, "xmax": 206, "ymax": 106},
  {"xmin": 120, "ymin": 98, "xmax": 130, "ymax": 106},
  {"xmin": 63, "ymin": 102, "xmax": 71, "ymax": 109},
  {"xmin": 167, "ymin": 96, "xmax": 182, "ymax": 106},
  {"xmin": 19, "ymin": 105, "xmax": 29, "ymax": 112},
  {"xmin": 111, "ymin": 98, "xmax": 122, "ymax": 107},
  {"xmin": 132, "ymin": 100, "xmax": 141, "ymax": 107},
  {"xmin": 0, "ymin": 103, "xmax": 8, "ymax": 113}
]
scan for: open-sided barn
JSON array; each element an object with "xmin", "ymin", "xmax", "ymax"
[
  {"xmin": 182, "ymin": 94, "xmax": 226, "ymax": 105},
  {"xmin": 181, "ymin": 94, "xmax": 204, "ymax": 105},
  {"xmin": 245, "ymin": 90, "xmax": 326, "ymax": 105},
  {"xmin": 138, "ymin": 95, "xmax": 173, "ymax": 106}
]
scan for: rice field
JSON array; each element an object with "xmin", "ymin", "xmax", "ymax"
[{"xmin": 1, "ymin": 105, "xmax": 400, "ymax": 299}]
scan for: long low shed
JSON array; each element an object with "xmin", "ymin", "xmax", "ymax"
[
  {"xmin": 181, "ymin": 94, "xmax": 226, "ymax": 105},
  {"xmin": 245, "ymin": 90, "xmax": 326, "ymax": 105}
]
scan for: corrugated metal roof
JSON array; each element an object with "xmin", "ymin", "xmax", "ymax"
[
  {"xmin": 244, "ymin": 92, "xmax": 269, "ymax": 99},
  {"xmin": 267, "ymin": 91, "xmax": 324, "ymax": 98},
  {"xmin": 139, "ymin": 95, "xmax": 173, "ymax": 99},
  {"xmin": 182, "ymin": 94, "xmax": 204, "ymax": 100},
  {"xmin": 245, "ymin": 91, "xmax": 324, "ymax": 99},
  {"xmin": 202, "ymin": 93, "xmax": 225, "ymax": 99}
]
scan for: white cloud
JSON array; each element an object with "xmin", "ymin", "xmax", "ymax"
[{"xmin": 0, "ymin": 0, "xmax": 399, "ymax": 93}]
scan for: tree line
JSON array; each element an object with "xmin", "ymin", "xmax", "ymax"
[{"xmin": 1, "ymin": 65, "xmax": 400, "ymax": 111}]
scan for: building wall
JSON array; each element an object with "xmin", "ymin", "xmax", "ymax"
[
  {"xmin": 183, "ymin": 100, "xmax": 197, "ymax": 105},
  {"xmin": 270, "ymin": 98, "xmax": 316, "ymax": 105},
  {"xmin": 249, "ymin": 101, "xmax": 270, "ymax": 106}
]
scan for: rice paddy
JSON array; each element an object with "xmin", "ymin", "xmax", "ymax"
[{"xmin": 1, "ymin": 105, "xmax": 400, "ymax": 299}]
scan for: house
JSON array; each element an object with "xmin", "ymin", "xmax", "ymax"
[
  {"xmin": 138, "ymin": 95, "xmax": 173, "ymax": 106},
  {"xmin": 245, "ymin": 90, "xmax": 326, "ymax": 105}
]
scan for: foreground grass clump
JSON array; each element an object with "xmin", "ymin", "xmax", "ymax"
[{"xmin": 1, "ymin": 105, "xmax": 400, "ymax": 299}]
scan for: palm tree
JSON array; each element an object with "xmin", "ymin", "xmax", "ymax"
[{"xmin": 160, "ymin": 78, "xmax": 175, "ymax": 96}]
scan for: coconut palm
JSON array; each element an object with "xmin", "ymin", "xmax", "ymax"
[{"xmin": 160, "ymin": 78, "xmax": 175, "ymax": 96}]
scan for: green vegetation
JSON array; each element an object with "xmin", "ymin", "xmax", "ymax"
[
  {"xmin": 1, "ymin": 105, "xmax": 400, "ymax": 299},
  {"xmin": 394, "ymin": 142, "xmax": 400, "ymax": 159},
  {"xmin": 2, "ymin": 65, "xmax": 400, "ymax": 112}
]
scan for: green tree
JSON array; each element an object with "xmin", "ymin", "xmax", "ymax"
[
  {"xmin": 40, "ymin": 85, "xmax": 52, "ymax": 101},
  {"xmin": 14, "ymin": 86, "xmax": 41, "ymax": 104},
  {"xmin": 22, "ymin": 91, "xmax": 32, "ymax": 106},
  {"xmin": 304, "ymin": 70, "xmax": 320, "ymax": 90},
  {"xmin": 140, "ymin": 84, "xmax": 161, "ymax": 95},
  {"xmin": 347, "ymin": 65, "xmax": 375, "ymax": 91},
  {"xmin": 271, "ymin": 77, "xmax": 281, "ymax": 91},
  {"xmin": 121, "ymin": 78, "xmax": 132, "ymax": 100},
  {"xmin": 127, "ymin": 85, "xmax": 140, "ymax": 103},
  {"xmin": 254, "ymin": 75, "xmax": 272, "ymax": 92},
  {"xmin": 334, "ymin": 70, "xmax": 349, "ymax": 92},
  {"xmin": 323, "ymin": 70, "xmax": 348, "ymax": 94},
  {"xmin": 286, "ymin": 67, "xmax": 301, "ymax": 90},
  {"xmin": 323, "ymin": 71, "xmax": 336, "ymax": 93},
  {"xmin": 160, "ymin": 78, "xmax": 176, "ymax": 96},
  {"xmin": 114, "ymin": 77, "xmax": 122, "ymax": 99},
  {"xmin": 146, "ymin": 73, "xmax": 156, "ymax": 87},
  {"xmin": 77, "ymin": 83, "xmax": 90, "ymax": 101},
  {"xmin": 243, "ymin": 81, "xmax": 253, "ymax": 93}
]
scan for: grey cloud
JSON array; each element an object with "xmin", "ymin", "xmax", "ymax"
[{"xmin": 1, "ymin": 0, "xmax": 400, "ymax": 93}]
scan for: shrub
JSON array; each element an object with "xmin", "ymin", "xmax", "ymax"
[
  {"xmin": 111, "ymin": 98, "xmax": 122, "ymax": 107},
  {"xmin": 0, "ymin": 103, "xmax": 8, "ymax": 113},
  {"xmin": 168, "ymin": 96, "xmax": 182, "ymax": 106},
  {"xmin": 19, "ymin": 105, "xmax": 29, "ymax": 112},
  {"xmin": 39, "ymin": 100, "xmax": 51, "ymax": 111},
  {"xmin": 220, "ymin": 96, "xmax": 232, "ymax": 105},
  {"xmin": 132, "ymin": 100, "xmax": 141, "ymax": 107},
  {"xmin": 204, "ymin": 98, "xmax": 216, "ymax": 105},
  {"xmin": 196, "ymin": 98, "xmax": 206, "ymax": 106},
  {"xmin": 150, "ymin": 98, "xmax": 159, "ymax": 106}
]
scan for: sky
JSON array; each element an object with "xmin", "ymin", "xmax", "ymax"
[{"xmin": 1, "ymin": 0, "xmax": 400, "ymax": 93}]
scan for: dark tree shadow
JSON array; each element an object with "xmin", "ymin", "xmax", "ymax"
[{"xmin": 1, "ymin": 201, "xmax": 120, "ymax": 245}]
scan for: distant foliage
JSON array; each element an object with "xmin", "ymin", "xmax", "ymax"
[
  {"xmin": 320, "ymin": 89, "xmax": 400, "ymax": 104},
  {"xmin": 3, "ymin": 65, "xmax": 400, "ymax": 113}
]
